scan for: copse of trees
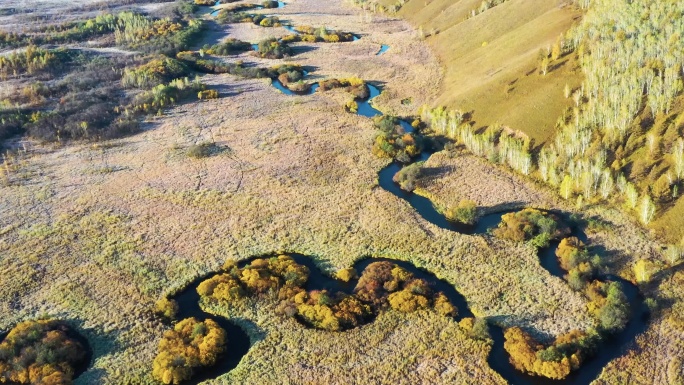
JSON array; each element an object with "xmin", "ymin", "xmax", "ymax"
[
  {"xmin": 353, "ymin": 261, "xmax": 457, "ymax": 317},
  {"xmin": 114, "ymin": 11, "xmax": 204, "ymax": 56},
  {"xmin": 152, "ymin": 317, "xmax": 227, "ymax": 385},
  {"xmin": 199, "ymin": 256, "xmax": 457, "ymax": 332},
  {"xmin": 493, "ymin": 209, "xmax": 570, "ymax": 248},
  {"xmin": 121, "ymin": 57, "xmax": 190, "ymax": 89},
  {"xmin": 255, "ymin": 38, "xmax": 292, "ymax": 59},
  {"xmin": 202, "ymin": 39, "xmax": 252, "ymax": 55},
  {"xmin": 420, "ymin": 106, "xmax": 533, "ymax": 175},
  {"xmin": 0, "ymin": 319, "xmax": 89, "ymax": 385},
  {"xmin": 371, "ymin": 115, "xmax": 423, "ymax": 163},
  {"xmin": 421, "ymin": 0, "xmax": 684, "ymax": 228},
  {"xmin": 504, "ymin": 327, "xmax": 598, "ymax": 380},
  {"xmin": 318, "ymin": 77, "xmax": 369, "ymax": 99},
  {"xmin": 393, "ymin": 161, "xmax": 424, "ymax": 191},
  {"xmin": 445, "ymin": 199, "xmax": 478, "ymax": 225},
  {"xmin": 0, "ymin": 46, "xmax": 71, "ymax": 78}
]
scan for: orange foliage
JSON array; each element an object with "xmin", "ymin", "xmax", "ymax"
[{"xmin": 152, "ymin": 318, "xmax": 227, "ymax": 385}]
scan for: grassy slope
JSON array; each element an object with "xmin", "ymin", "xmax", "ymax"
[{"xmin": 396, "ymin": 0, "xmax": 583, "ymax": 144}]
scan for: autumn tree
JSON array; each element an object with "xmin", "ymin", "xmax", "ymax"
[
  {"xmin": 0, "ymin": 320, "xmax": 88, "ymax": 385},
  {"xmin": 152, "ymin": 318, "xmax": 227, "ymax": 385}
]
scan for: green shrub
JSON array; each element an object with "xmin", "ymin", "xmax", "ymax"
[
  {"xmin": 371, "ymin": 116, "xmax": 423, "ymax": 163},
  {"xmin": 255, "ymin": 38, "xmax": 292, "ymax": 59},
  {"xmin": 0, "ymin": 46, "xmax": 70, "ymax": 77},
  {"xmin": 393, "ymin": 161, "xmax": 424, "ymax": 191},
  {"xmin": 187, "ymin": 142, "xmax": 218, "ymax": 158},
  {"xmin": 445, "ymin": 199, "xmax": 478, "ymax": 225},
  {"xmin": 493, "ymin": 209, "xmax": 570, "ymax": 247},
  {"xmin": 198, "ymin": 89, "xmax": 219, "ymax": 100},
  {"xmin": 122, "ymin": 57, "xmax": 189, "ymax": 89},
  {"xmin": 204, "ymin": 39, "xmax": 252, "ymax": 55}
]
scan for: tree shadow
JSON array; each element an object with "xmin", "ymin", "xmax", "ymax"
[
  {"xmin": 418, "ymin": 165, "xmax": 455, "ymax": 182},
  {"xmin": 291, "ymin": 45, "xmax": 319, "ymax": 54}
]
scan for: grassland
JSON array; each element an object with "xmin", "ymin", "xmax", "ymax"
[
  {"xmin": 385, "ymin": 0, "xmax": 583, "ymax": 144},
  {"xmin": 0, "ymin": 0, "xmax": 679, "ymax": 384}
]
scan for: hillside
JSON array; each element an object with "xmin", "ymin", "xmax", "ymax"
[{"xmin": 392, "ymin": 0, "xmax": 582, "ymax": 144}]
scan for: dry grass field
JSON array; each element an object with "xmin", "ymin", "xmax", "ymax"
[
  {"xmin": 0, "ymin": 0, "xmax": 680, "ymax": 384},
  {"xmin": 387, "ymin": 0, "xmax": 583, "ymax": 144}
]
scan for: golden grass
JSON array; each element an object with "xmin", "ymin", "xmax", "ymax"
[
  {"xmin": 395, "ymin": 0, "xmax": 583, "ymax": 143},
  {"xmin": 0, "ymin": 0, "xmax": 677, "ymax": 383},
  {"xmin": 652, "ymin": 195, "xmax": 684, "ymax": 245},
  {"xmin": 204, "ymin": 296, "xmax": 507, "ymax": 384}
]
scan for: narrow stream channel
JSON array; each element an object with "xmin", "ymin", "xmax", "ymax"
[
  {"xmin": 176, "ymin": 7, "xmax": 650, "ymax": 382},
  {"xmin": 168, "ymin": 81, "xmax": 649, "ymax": 384},
  {"xmin": 360, "ymin": 88, "xmax": 649, "ymax": 384}
]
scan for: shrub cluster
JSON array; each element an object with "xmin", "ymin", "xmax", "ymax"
[
  {"xmin": 354, "ymin": 261, "xmax": 457, "ymax": 317},
  {"xmin": 152, "ymin": 317, "xmax": 227, "ymax": 385},
  {"xmin": 124, "ymin": 77, "xmax": 206, "ymax": 116},
  {"xmin": 277, "ymin": 70, "xmax": 313, "ymax": 92},
  {"xmin": 0, "ymin": 14, "xmax": 118, "ymax": 48},
  {"xmin": 284, "ymin": 290, "xmax": 372, "ymax": 331},
  {"xmin": 502, "ymin": 231, "xmax": 631, "ymax": 379},
  {"xmin": 121, "ymin": 57, "xmax": 190, "ymax": 88},
  {"xmin": 17, "ymin": 55, "xmax": 139, "ymax": 142},
  {"xmin": 318, "ymin": 77, "xmax": 369, "ymax": 99},
  {"xmin": 492, "ymin": 209, "xmax": 571, "ymax": 248},
  {"xmin": 114, "ymin": 12, "xmax": 204, "ymax": 56},
  {"xmin": 177, "ymin": 51, "xmax": 304, "ymax": 81},
  {"xmin": 371, "ymin": 115, "xmax": 423, "ymax": 163},
  {"xmin": 0, "ymin": 319, "xmax": 88, "ymax": 385},
  {"xmin": 288, "ymin": 25, "xmax": 355, "ymax": 43},
  {"xmin": 504, "ymin": 327, "xmax": 599, "ymax": 380},
  {"xmin": 0, "ymin": 46, "xmax": 70, "ymax": 78},
  {"xmin": 202, "ymin": 39, "xmax": 252, "ymax": 55},
  {"xmin": 216, "ymin": 9, "xmax": 280, "ymax": 27},
  {"xmin": 262, "ymin": 0, "xmax": 280, "ymax": 8},
  {"xmin": 197, "ymin": 257, "xmax": 456, "ymax": 332},
  {"xmin": 393, "ymin": 161, "xmax": 424, "ymax": 191},
  {"xmin": 445, "ymin": 199, "xmax": 478, "ymax": 225},
  {"xmin": 255, "ymin": 38, "xmax": 292, "ymax": 59}
]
